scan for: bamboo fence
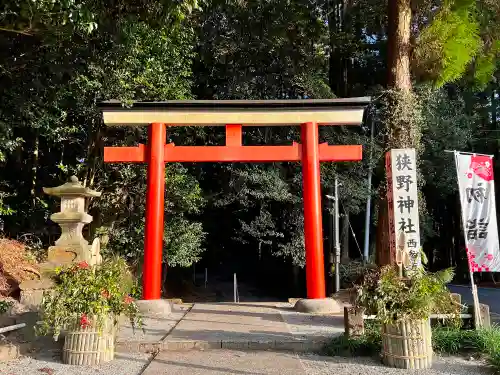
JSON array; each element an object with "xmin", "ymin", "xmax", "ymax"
[
  {"xmin": 381, "ymin": 318, "xmax": 433, "ymax": 369},
  {"xmin": 62, "ymin": 316, "xmax": 116, "ymax": 365}
]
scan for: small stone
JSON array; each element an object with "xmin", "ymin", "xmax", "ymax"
[
  {"xmin": 468, "ymin": 356, "xmax": 475, "ymax": 361},
  {"xmin": 38, "ymin": 367, "xmax": 55, "ymax": 375},
  {"xmin": 0, "ymin": 343, "xmax": 19, "ymax": 361}
]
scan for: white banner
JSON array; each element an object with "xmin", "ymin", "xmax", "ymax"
[
  {"xmin": 387, "ymin": 149, "xmax": 421, "ymax": 268},
  {"xmin": 455, "ymin": 152, "xmax": 500, "ymax": 272}
]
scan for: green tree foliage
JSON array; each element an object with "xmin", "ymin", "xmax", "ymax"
[
  {"xmin": 0, "ymin": 0, "xmax": 499, "ymax": 289},
  {"xmin": 416, "ymin": 0, "xmax": 500, "ymax": 88},
  {"xmin": 0, "ymin": 0, "xmax": 204, "ymax": 270}
]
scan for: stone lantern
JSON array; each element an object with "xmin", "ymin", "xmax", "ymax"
[
  {"xmin": 20, "ymin": 176, "xmax": 102, "ymax": 310},
  {"xmin": 43, "ymin": 176, "xmax": 102, "ymax": 267}
]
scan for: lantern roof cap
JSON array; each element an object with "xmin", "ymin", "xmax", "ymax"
[{"xmin": 43, "ymin": 176, "xmax": 101, "ymax": 198}]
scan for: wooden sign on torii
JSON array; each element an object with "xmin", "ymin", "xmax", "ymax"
[{"xmin": 99, "ymin": 98, "xmax": 370, "ymax": 304}]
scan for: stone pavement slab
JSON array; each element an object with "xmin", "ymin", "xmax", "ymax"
[
  {"xmin": 165, "ymin": 302, "xmax": 295, "ymax": 343},
  {"xmin": 143, "ymin": 349, "xmax": 305, "ymax": 375},
  {"xmin": 116, "ymin": 303, "xmax": 189, "ymax": 352},
  {"xmin": 163, "ymin": 302, "xmax": 345, "ymax": 351},
  {"xmin": 142, "ymin": 350, "xmax": 492, "ymax": 375},
  {"xmin": 277, "ymin": 302, "xmax": 344, "ymax": 339}
]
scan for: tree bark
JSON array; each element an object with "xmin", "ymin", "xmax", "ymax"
[
  {"xmin": 375, "ymin": 0, "xmax": 413, "ymax": 266},
  {"xmin": 328, "ymin": 0, "xmax": 352, "ymax": 96},
  {"xmin": 387, "ymin": 0, "xmax": 412, "ymax": 92}
]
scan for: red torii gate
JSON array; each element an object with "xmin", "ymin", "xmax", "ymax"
[{"xmin": 99, "ymin": 98, "xmax": 370, "ymax": 302}]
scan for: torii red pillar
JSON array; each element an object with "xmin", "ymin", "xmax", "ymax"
[
  {"xmin": 143, "ymin": 123, "xmax": 166, "ymax": 300},
  {"xmin": 105, "ymin": 123, "xmax": 362, "ymax": 300},
  {"xmin": 301, "ymin": 122, "xmax": 325, "ymax": 298}
]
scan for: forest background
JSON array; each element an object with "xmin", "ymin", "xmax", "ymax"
[{"xmin": 1, "ymin": 0, "xmax": 499, "ymax": 297}]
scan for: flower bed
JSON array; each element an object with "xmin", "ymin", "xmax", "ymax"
[{"xmin": 37, "ymin": 257, "xmax": 142, "ymax": 365}]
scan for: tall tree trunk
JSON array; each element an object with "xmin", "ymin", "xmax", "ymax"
[
  {"xmin": 328, "ymin": 0, "xmax": 340, "ymax": 93},
  {"xmin": 375, "ymin": 0, "xmax": 415, "ymax": 266},
  {"xmin": 328, "ymin": 0, "xmax": 352, "ymax": 96},
  {"xmin": 387, "ymin": 0, "xmax": 412, "ymax": 91},
  {"xmin": 83, "ymin": 120, "xmax": 102, "ymax": 188}
]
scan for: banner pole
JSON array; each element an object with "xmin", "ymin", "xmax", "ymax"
[
  {"xmin": 445, "ymin": 150, "xmax": 493, "ymax": 157},
  {"xmin": 453, "ymin": 151, "xmax": 482, "ymax": 329}
]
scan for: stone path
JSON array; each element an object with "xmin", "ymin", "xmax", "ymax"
[
  {"xmin": 115, "ymin": 302, "xmax": 345, "ymax": 352},
  {"xmin": 277, "ymin": 302, "xmax": 344, "ymax": 339},
  {"xmin": 116, "ymin": 303, "xmax": 190, "ymax": 352},
  {"xmin": 0, "ymin": 301, "xmax": 493, "ymax": 374},
  {"xmin": 0, "ymin": 349, "xmax": 492, "ymax": 375},
  {"xmin": 161, "ymin": 302, "xmax": 344, "ymax": 351},
  {"xmin": 143, "ymin": 350, "xmax": 491, "ymax": 375},
  {"xmin": 143, "ymin": 349, "xmax": 304, "ymax": 374}
]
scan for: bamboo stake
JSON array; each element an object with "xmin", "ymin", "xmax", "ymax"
[{"xmin": 401, "ymin": 321, "xmax": 409, "ymax": 368}]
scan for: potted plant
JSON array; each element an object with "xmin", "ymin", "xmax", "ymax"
[
  {"xmin": 354, "ymin": 265, "xmax": 460, "ymax": 369},
  {"xmin": 37, "ymin": 257, "xmax": 142, "ymax": 365}
]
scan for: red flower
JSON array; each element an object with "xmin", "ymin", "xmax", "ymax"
[
  {"xmin": 101, "ymin": 290, "xmax": 110, "ymax": 299},
  {"xmin": 124, "ymin": 295, "xmax": 133, "ymax": 305},
  {"xmin": 77, "ymin": 261, "xmax": 89, "ymax": 269},
  {"xmin": 487, "ymin": 254, "xmax": 494, "ymax": 261},
  {"xmin": 80, "ymin": 314, "xmax": 91, "ymax": 328}
]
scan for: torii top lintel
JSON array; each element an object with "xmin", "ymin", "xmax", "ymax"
[
  {"xmin": 99, "ymin": 97, "xmax": 371, "ymax": 126},
  {"xmin": 99, "ymin": 97, "xmax": 371, "ymax": 163}
]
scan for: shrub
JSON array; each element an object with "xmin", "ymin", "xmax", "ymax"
[
  {"xmin": 354, "ymin": 265, "xmax": 460, "ymax": 325},
  {"xmin": 0, "ymin": 299, "xmax": 12, "ymax": 314},
  {"xmin": 37, "ymin": 257, "xmax": 142, "ymax": 340},
  {"xmin": 326, "ymin": 325, "xmax": 500, "ymax": 371},
  {"xmin": 339, "ymin": 260, "xmax": 377, "ymax": 288}
]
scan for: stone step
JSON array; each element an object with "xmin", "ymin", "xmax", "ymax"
[
  {"xmin": 116, "ymin": 338, "xmax": 328, "ymax": 353},
  {"xmin": 116, "ymin": 302, "xmax": 344, "ymax": 355}
]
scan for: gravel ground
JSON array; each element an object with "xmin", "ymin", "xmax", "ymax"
[
  {"xmin": 144, "ymin": 349, "xmax": 492, "ymax": 375},
  {"xmin": 299, "ymin": 354, "xmax": 492, "ymax": 375},
  {"xmin": 0, "ymin": 351, "xmax": 151, "ymax": 375},
  {"xmin": 0, "ymin": 349, "xmax": 491, "ymax": 374}
]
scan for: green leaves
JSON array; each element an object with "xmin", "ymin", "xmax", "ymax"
[
  {"xmin": 38, "ymin": 257, "xmax": 141, "ymax": 340},
  {"xmin": 416, "ymin": 0, "xmax": 500, "ymax": 88},
  {"xmin": 355, "ymin": 266, "xmax": 461, "ymax": 325},
  {"xmin": 95, "ymin": 163, "xmax": 206, "ymax": 269}
]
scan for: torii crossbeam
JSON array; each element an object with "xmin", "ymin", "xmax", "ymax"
[{"xmin": 99, "ymin": 98, "xmax": 370, "ymax": 302}]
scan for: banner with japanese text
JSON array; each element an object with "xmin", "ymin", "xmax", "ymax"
[
  {"xmin": 455, "ymin": 152, "xmax": 500, "ymax": 272},
  {"xmin": 387, "ymin": 148, "xmax": 421, "ymax": 268}
]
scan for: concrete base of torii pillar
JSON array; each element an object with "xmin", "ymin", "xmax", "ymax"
[
  {"xmin": 293, "ymin": 298, "xmax": 342, "ymax": 314},
  {"xmin": 135, "ymin": 299, "xmax": 172, "ymax": 316}
]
